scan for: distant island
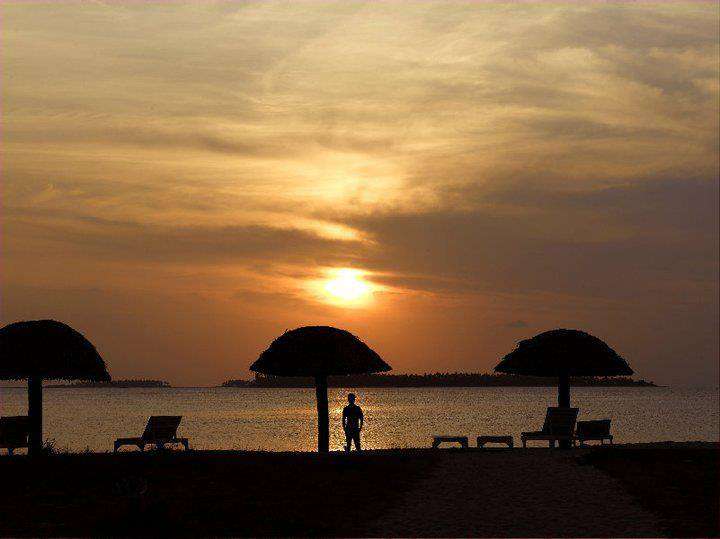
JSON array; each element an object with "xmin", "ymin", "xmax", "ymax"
[
  {"xmin": 48, "ymin": 379, "xmax": 171, "ymax": 388},
  {"xmin": 221, "ymin": 373, "xmax": 657, "ymax": 388}
]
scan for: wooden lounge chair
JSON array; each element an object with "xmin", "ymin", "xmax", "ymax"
[
  {"xmin": 114, "ymin": 416, "xmax": 189, "ymax": 452},
  {"xmin": 576, "ymin": 419, "xmax": 613, "ymax": 446},
  {"xmin": 0, "ymin": 416, "xmax": 31, "ymax": 455},
  {"xmin": 521, "ymin": 407, "xmax": 579, "ymax": 448}
]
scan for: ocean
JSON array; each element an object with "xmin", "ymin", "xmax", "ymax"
[{"xmin": 0, "ymin": 386, "xmax": 717, "ymax": 452}]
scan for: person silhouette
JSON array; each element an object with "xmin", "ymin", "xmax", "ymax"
[{"xmin": 342, "ymin": 393, "xmax": 364, "ymax": 452}]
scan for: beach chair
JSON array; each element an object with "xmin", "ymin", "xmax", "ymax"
[
  {"xmin": 521, "ymin": 407, "xmax": 578, "ymax": 448},
  {"xmin": 0, "ymin": 416, "xmax": 31, "ymax": 455},
  {"xmin": 576, "ymin": 419, "xmax": 613, "ymax": 446},
  {"xmin": 114, "ymin": 416, "xmax": 190, "ymax": 452}
]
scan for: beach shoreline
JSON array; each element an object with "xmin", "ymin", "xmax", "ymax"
[{"xmin": 0, "ymin": 442, "xmax": 716, "ymax": 537}]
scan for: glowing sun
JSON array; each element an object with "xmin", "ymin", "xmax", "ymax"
[{"xmin": 322, "ymin": 269, "xmax": 372, "ymax": 305}]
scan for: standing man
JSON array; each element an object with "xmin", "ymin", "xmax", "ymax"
[{"xmin": 342, "ymin": 393, "xmax": 364, "ymax": 451}]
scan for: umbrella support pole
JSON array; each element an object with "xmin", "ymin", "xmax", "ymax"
[
  {"xmin": 558, "ymin": 373, "xmax": 570, "ymax": 408},
  {"xmin": 558, "ymin": 372, "xmax": 571, "ymax": 449},
  {"xmin": 28, "ymin": 376, "xmax": 43, "ymax": 456},
  {"xmin": 315, "ymin": 375, "xmax": 329, "ymax": 453}
]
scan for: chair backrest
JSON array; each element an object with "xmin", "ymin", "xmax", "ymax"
[
  {"xmin": 576, "ymin": 419, "xmax": 611, "ymax": 438},
  {"xmin": 0, "ymin": 416, "xmax": 31, "ymax": 447},
  {"xmin": 142, "ymin": 416, "xmax": 181, "ymax": 440},
  {"xmin": 541, "ymin": 407, "xmax": 579, "ymax": 436}
]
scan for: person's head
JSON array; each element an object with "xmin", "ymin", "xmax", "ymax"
[{"xmin": 347, "ymin": 393, "xmax": 356, "ymax": 404}]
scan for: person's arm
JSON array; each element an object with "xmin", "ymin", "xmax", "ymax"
[
  {"xmin": 342, "ymin": 406, "xmax": 348, "ymax": 429},
  {"xmin": 359, "ymin": 408, "xmax": 364, "ymax": 430}
]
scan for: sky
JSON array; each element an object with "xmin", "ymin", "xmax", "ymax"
[{"xmin": 2, "ymin": 1, "xmax": 718, "ymax": 386}]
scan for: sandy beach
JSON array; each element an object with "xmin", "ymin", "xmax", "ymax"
[{"xmin": 0, "ymin": 442, "xmax": 716, "ymax": 537}]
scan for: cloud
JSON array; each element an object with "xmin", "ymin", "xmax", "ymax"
[
  {"xmin": 4, "ymin": 207, "xmax": 366, "ymax": 266},
  {"xmin": 341, "ymin": 176, "xmax": 718, "ymax": 301},
  {"xmin": 1, "ymin": 1, "xmax": 717, "ymax": 385}
]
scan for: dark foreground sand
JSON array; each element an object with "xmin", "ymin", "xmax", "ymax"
[{"xmin": 0, "ymin": 442, "xmax": 716, "ymax": 537}]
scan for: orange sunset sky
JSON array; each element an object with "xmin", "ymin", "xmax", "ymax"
[{"xmin": 2, "ymin": 1, "xmax": 718, "ymax": 386}]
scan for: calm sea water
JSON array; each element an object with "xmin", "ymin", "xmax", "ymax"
[{"xmin": 0, "ymin": 386, "xmax": 717, "ymax": 452}]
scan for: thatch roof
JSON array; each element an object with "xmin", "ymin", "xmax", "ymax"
[
  {"xmin": 0, "ymin": 320, "xmax": 110, "ymax": 381},
  {"xmin": 494, "ymin": 328, "xmax": 633, "ymax": 377},
  {"xmin": 250, "ymin": 326, "xmax": 391, "ymax": 377}
]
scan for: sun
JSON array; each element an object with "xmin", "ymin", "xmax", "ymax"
[{"xmin": 322, "ymin": 269, "xmax": 372, "ymax": 305}]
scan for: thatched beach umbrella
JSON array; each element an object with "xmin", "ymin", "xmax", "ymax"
[
  {"xmin": 250, "ymin": 326, "xmax": 391, "ymax": 453},
  {"xmin": 0, "ymin": 320, "xmax": 110, "ymax": 455},
  {"xmin": 494, "ymin": 328, "xmax": 633, "ymax": 408}
]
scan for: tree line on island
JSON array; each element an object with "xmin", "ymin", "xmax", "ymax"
[
  {"xmin": 42, "ymin": 373, "xmax": 656, "ymax": 388},
  {"xmin": 47, "ymin": 379, "xmax": 171, "ymax": 388},
  {"xmin": 222, "ymin": 372, "xmax": 656, "ymax": 388}
]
